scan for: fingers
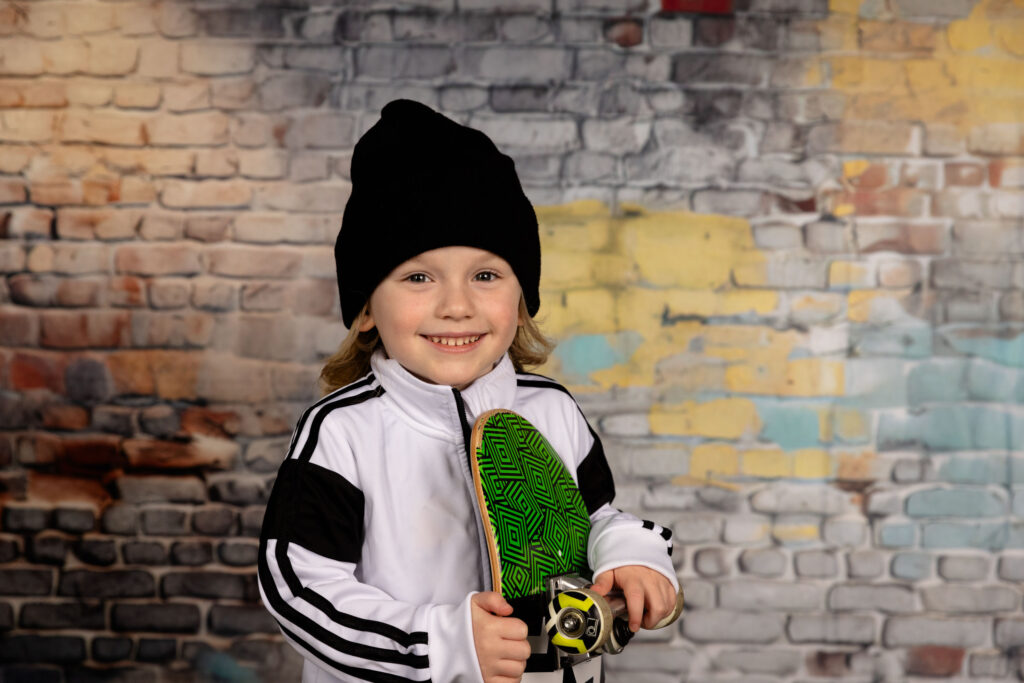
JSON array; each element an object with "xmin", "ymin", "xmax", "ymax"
[
  {"xmin": 472, "ymin": 591, "xmax": 514, "ymax": 617},
  {"xmin": 590, "ymin": 571, "xmax": 614, "ymax": 596}
]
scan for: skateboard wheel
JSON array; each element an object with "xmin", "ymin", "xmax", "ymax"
[{"xmin": 545, "ymin": 587, "xmax": 612, "ymax": 655}]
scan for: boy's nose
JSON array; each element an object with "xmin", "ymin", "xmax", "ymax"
[{"xmin": 436, "ymin": 282, "xmax": 474, "ymax": 318}]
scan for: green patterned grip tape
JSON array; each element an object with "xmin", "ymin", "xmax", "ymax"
[{"xmin": 472, "ymin": 410, "xmax": 591, "ymax": 600}]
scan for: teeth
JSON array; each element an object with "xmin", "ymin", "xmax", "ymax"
[{"xmin": 428, "ymin": 335, "xmax": 480, "ymax": 346}]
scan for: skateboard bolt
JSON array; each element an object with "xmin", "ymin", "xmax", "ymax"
[{"xmin": 558, "ymin": 609, "xmax": 586, "ymax": 638}]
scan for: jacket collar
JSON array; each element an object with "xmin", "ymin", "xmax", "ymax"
[{"xmin": 370, "ymin": 349, "xmax": 518, "ymax": 441}]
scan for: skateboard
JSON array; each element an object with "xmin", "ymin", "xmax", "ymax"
[{"xmin": 469, "ymin": 409, "xmax": 683, "ymax": 664}]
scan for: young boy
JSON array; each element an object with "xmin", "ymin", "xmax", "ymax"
[{"xmin": 258, "ymin": 99, "xmax": 678, "ymax": 683}]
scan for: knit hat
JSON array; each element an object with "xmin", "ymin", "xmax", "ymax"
[{"xmin": 335, "ymin": 99, "xmax": 541, "ymax": 328}]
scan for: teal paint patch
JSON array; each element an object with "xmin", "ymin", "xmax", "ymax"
[
  {"xmin": 852, "ymin": 323, "xmax": 932, "ymax": 359},
  {"xmin": 922, "ymin": 521, "xmax": 1008, "ymax": 551},
  {"xmin": 967, "ymin": 359, "xmax": 1019, "ymax": 402},
  {"xmin": 906, "ymin": 488, "xmax": 1006, "ymax": 518},
  {"xmin": 194, "ymin": 652, "xmax": 259, "ymax": 683},
  {"xmin": 878, "ymin": 523, "xmax": 916, "ymax": 548},
  {"xmin": 891, "ymin": 552, "xmax": 931, "ymax": 580},
  {"xmin": 937, "ymin": 455, "xmax": 1009, "ymax": 485},
  {"xmin": 554, "ymin": 331, "xmax": 644, "ymax": 385},
  {"xmin": 906, "ymin": 360, "xmax": 967, "ymax": 407},
  {"xmin": 940, "ymin": 325, "xmax": 1024, "ymax": 368},
  {"xmin": 920, "ymin": 406, "xmax": 973, "ymax": 451},
  {"xmin": 843, "ymin": 358, "xmax": 908, "ymax": 408},
  {"xmin": 754, "ymin": 399, "xmax": 822, "ymax": 450},
  {"xmin": 972, "ymin": 406, "xmax": 1011, "ymax": 451}
]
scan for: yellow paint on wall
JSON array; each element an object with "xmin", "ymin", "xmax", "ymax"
[
  {"xmin": 537, "ymin": 288, "xmax": 617, "ymax": 338},
  {"xmin": 741, "ymin": 449, "xmax": 792, "ymax": 478},
  {"xmin": 622, "ymin": 210, "xmax": 759, "ymax": 289},
  {"xmin": 829, "ymin": 261, "xmax": 872, "ymax": 289},
  {"xmin": 773, "ymin": 522, "xmax": 820, "ymax": 542},
  {"xmin": 821, "ymin": 0, "xmax": 1024, "ymax": 131},
  {"xmin": 794, "ymin": 449, "xmax": 834, "ymax": 478},
  {"xmin": 726, "ymin": 358, "xmax": 844, "ymax": 397},
  {"xmin": 689, "ymin": 443, "xmax": 739, "ymax": 479},
  {"xmin": 835, "ymin": 407, "xmax": 869, "ymax": 441},
  {"xmin": 650, "ymin": 397, "xmax": 761, "ymax": 439}
]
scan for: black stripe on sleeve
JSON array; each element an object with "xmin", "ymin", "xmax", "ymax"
[
  {"xmin": 287, "ymin": 374, "xmax": 376, "ymax": 455},
  {"xmin": 642, "ymin": 520, "xmax": 654, "ymax": 531},
  {"xmin": 262, "ymin": 459, "xmax": 365, "ymax": 564},
  {"xmin": 259, "ymin": 535, "xmax": 429, "ymax": 666},
  {"xmin": 577, "ymin": 434, "xmax": 615, "ymax": 514},
  {"xmin": 276, "ymin": 619, "xmax": 432, "ymax": 683}
]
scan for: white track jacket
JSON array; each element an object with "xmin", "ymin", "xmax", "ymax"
[{"xmin": 258, "ymin": 351, "xmax": 678, "ymax": 683}]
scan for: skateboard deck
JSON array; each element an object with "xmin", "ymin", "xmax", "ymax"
[
  {"xmin": 469, "ymin": 408, "xmax": 684, "ymax": 660},
  {"xmin": 469, "ymin": 409, "xmax": 591, "ymax": 601}
]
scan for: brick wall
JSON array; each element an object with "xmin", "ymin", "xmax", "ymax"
[{"xmin": 1, "ymin": 0, "xmax": 1023, "ymax": 680}]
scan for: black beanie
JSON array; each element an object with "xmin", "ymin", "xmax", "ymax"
[{"xmin": 335, "ymin": 99, "xmax": 541, "ymax": 328}]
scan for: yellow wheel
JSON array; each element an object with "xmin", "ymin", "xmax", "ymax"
[{"xmin": 544, "ymin": 587, "xmax": 612, "ymax": 656}]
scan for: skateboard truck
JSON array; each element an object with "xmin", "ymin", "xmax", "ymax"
[{"xmin": 543, "ymin": 573, "xmax": 684, "ymax": 665}]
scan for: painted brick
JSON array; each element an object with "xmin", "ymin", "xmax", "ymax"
[
  {"xmin": 885, "ymin": 616, "xmax": 989, "ymax": 648},
  {"xmin": 829, "ymin": 584, "xmax": 917, "ymax": 613},
  {"xmin": 922, "ymin": 585, "xmax": 1018, "ymax": 613},
  {"xmin": 922, "ymin": 521, "xmax": 1009, "ymax": 551},
  {"xmin": 719, "ymin": 580, "xmax": 821, "ymax": 611},
  {"xmin": 906, "ymin": 488, "xmax": 1006, "ymax": 518},
  {"xmin": 683, "ymin": 610, "xmax": 784, "ymax": 643},
  {"xmin": 788, "ymin": 614, "xmax": 875, "ymax": 644},
  {"xmin": 892, "ymin": 552, "xmax": 932, "ymax": 580}
]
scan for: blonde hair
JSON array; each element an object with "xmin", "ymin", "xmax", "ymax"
[{"xmin": 319, "ymin": 297, "xmax": 554, "ymax": 395}]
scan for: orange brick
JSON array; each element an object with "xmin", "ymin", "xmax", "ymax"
[
  {"xmin": 26, "ymin": 471, "xmax": 110, "ymax": 509},
  {"xmin": 990, "ymin": 160, "xmax": 1024, "ymax": 188},
  {"xmin": 834, "ymin": 189, "xmax": 927, "ymax": 217},
  {"xmin": 107, "ymin": 276, "xmax": 146, "ymax": 307},
  {"xmin": 945, "ymin": 162, "xmax": 985, "ymax": 187},
  {"xmin": 56, "ymin": 278, "xmax": 101, "ymax": 307},
  {"xmin": 40, "ymin": 310, "xmax": 131, "ymax": 349},
  {"xmin": 107, "ymin": 351, "xmax": 155, "ymax": 395},
  {"xmin": 114, "ymin": 244, "xmax": 201, "ymax": 276},
  {"xmin": 0, "ymin": 307, "xmax": 39, "ymax": 346},
  {"xmin": 10, "ymin": 351, "xmax": 65, "ymax": 392},
  {"xmin": 181, "ymin": 407, "xmax": 242, "ymax": 439},
  {"xmin": 123, "ymin": 436, "xmax": 237, "ymax": 470},
  {"xmin": 41, "ymin": 405, "xmax": 90, "ymax": 431},
  {"xmin": 0, "ymin": 178, "xmax": 26, "ymax": 203},
  {"xmin": 61, "ymin": 435, "xmax": 126, "ymax": 472},
  {"xmin": 906, "ymin": 646, "xmax": 964, "ymax": 677}
]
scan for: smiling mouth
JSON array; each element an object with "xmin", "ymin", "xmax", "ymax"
[{"xmin": 425, "ymin": 335, "xmax": 482, "ymax": 347}]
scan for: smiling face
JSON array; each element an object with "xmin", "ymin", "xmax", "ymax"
[{"xmin": 359, "ymin": 246, "xmax": 524, "ymax": 390}]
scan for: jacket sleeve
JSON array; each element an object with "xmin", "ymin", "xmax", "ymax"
[
  {"xmin": 258, "ymin": 414, "xmax": 484, "ymax": 683},
  {"xmin": 568, "ymin": 405, "xmax": 679, "ymax": 591}
]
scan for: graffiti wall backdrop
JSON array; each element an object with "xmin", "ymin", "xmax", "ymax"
[{"xmin": 1, "ymin": 0, "xmax": 1023, "ymax": 679}]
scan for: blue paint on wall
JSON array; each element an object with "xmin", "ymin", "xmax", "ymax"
[
  {"xmin": 940, "ymin": 325, "xmax": 1024, "ymax": 368},
  {"xmin": 754, "ymin": 399, "xmax": 822, "ymax": 450},
  {"xmin": 553, "ymin": 331, "xmax": 644, "ymax": 385}
]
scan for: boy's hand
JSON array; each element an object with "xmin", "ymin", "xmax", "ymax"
[
  {"xmin": 471, "ymin": 591, "xmax": 530, "ymax": 683},
  {"xmin": 592, "ymin": 566, "xmax": 676, "ymax": 633}
]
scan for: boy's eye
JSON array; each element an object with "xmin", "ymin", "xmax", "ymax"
[
  {"xmin": 406, "ymin": 273, "xmax": 430, "ymax": 283},
  {"xmin": 475, "ymin": 271, "xmax": 500, "ymax": 282}
]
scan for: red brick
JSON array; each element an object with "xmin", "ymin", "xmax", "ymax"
[
  {"xmin": 181, "ymin": 407, "xmax": 242, "ymax": 439},
  {"xmin": 990, "ymin": 160, "xmax": 1024, "ymax": 188},
  {"xmin": 55, "ymin": 278, "xmax": 101, "ymax": 307},
  {"xmin": 60, "ymin": 435, "xmax": 126, "ymax": 473},
  {"xmin": 605, "ymin": 20, "xmax": 643, "ymax": 48},
  {"xmin": 835, "ymin": 189, "xmax": 927, "ymax": 217},
  {"xmin": 10, "ymin": 351, "xmax": 65, "ymax": 392},
  {"xmin": 16, "ymin": 432, "xmax": 64, "ymax": 467},
  {"xmin": 107, "ymin": 351, "xmax": 155, "ymax": 396},
  {"xmin": 150, "ymin": 351, "xmax": 201, "ymax": 400},
  {"xmin": 856, "ymin": 221, "xmax": 948, "ymax": 254},
  {"xmin": 846, "ymin": 163, "xmax": 889, "ymax": 190},
  {"xmin": 82, "ymin": 173, "xmax": 121, "ymax": 205},
  {"xmin": 123, "ymin": 437, "xmax": 237, "ymax": 470},
  {"xmin": 107, "ymin": 276, "xmax": 146, "ymax": 307},
  {"xmin": 41, "ymin": 405, "xmax": 90, "ymax": 431},
  {"xmin": 207, "ymin": 246, "xmax": 302, "ymax": 279},
  {"xmin": 0, "ymin": 306, "xmax": 39, "ymax": 346},
  {"xmin": 906, "ymin": 646, "xmax": 964, "ymax": 677},
  {"xmin": 0, "ymin": 178, "xmax": 26, "ymax": 204},
  {"xmin": 57, "ymin": 208, "xmax": 138, "ymax": 240},
  {"xmin": 29, "ymin": 177, "xmax": 84, "ymax": 205},
  {"xmin": 114, "ymin": 244, "xmax": 201, "ymax": 276},
  {"xmin": 195, "ymin": 355, "xmax": 272, "ymax": 403},
  {"xmin": 160, "ymin": 180, "xmax": 251, "ymax": 209},
  {"xmin": 130, "ymin": 311, "xmax": 213, "ymax": 348},
  {"xmin": 40, "ymin": 310, "xmax": 131, "ymax": 349},
  {"xmin": 27, "ymin": 472, "xmax": 110, "ymax": 510},
  {"xmin": 185, "ymin": 216, "xmax": 231, "ymax": 242},
  {"xmin": 8, "ymin": 274, "xmax": 58, "ymax": 306},
  {"xmin": 8, "ymin": 208, "xmax": 53, "ymax": 238},
  {"xmin": 945, "ymin": 162, "xmax": 985, "ymax": 187}
]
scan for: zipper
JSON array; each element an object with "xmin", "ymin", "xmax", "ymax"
[{"xmin": 452, "ymin": 387, "xmax": 493, "ymax": 591}]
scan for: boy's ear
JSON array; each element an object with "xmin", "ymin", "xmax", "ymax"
[{"xmin": 357, "ymin": 307, "xmax": 375, "ymax": 333}]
